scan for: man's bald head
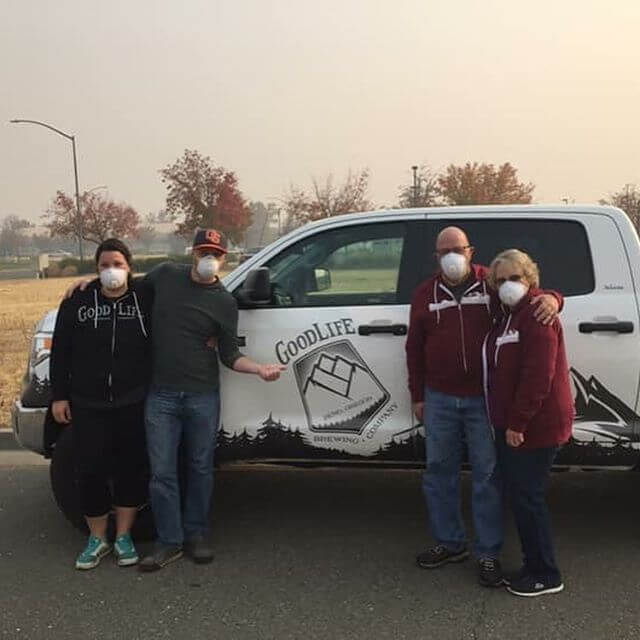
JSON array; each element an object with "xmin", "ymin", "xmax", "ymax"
[
  {"xmin": 435, "ymin": 226, "xmax": 474, "ymax": 284},
  {"xmin": 436, "ymin": 227, "xmax": 470, "ymax": 252}
]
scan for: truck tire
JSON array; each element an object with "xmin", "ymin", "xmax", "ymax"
[{"xmin": 49, "ymin": 427, "xmax": 156, "ymax": 542}]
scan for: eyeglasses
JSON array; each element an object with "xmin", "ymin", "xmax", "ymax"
[
  {"xmin": 435, "ymin": 245, "xmax": 471, "ymax": 258},
  {"xmin": 495, "ymin": 274, "xmax": 524, "ymax": 286}
]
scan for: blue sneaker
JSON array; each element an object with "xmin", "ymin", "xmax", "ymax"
[
  {"xmin": 114, "ymin": 533, "xmax": 139, "ymax": 567},
  {"xmin": 75, "ymin": 535, "xmax": 112, "ymax": 570}
]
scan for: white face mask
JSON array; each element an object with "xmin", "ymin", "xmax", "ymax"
[
  {"xmin": 196, "ymin": 256, "xmax": 220, "ymax": 280},
  {"xmin": 498, "ymin": 280, "xmax": 529, "ymax": 307},
  {"xmin": 99, "ymin": 267, "xmax": 128, "ymax": 290},
  {"xmin": 440, "ymin": 252, "xmax": 469, "ymax": 282}
]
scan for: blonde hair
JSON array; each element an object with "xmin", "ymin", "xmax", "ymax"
[{"xmin": 488, "ymin": 249, "xmax": 540, "ymax": 289}]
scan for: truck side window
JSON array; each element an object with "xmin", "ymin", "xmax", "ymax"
[
  {"xmin": 265, "ymin": 222, "xmax": 406, "ymax": 307},
  {"xmin": 428, "ymin": 219, "xmax": 595, "ymax": 296}
]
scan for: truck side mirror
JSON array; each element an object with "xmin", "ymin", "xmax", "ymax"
[
  {"xmin": 236, "ymin": 267, "xmax": 272, "ymax": 307},
  {"xmin": 314, "ymin": 267, "xmax": 331, "ymax": 292}
]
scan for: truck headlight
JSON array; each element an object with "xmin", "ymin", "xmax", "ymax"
[{"xmin": 31, "ymin": 336, "xmax": 52, "ymax": 368}]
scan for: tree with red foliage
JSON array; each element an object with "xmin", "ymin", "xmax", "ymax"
[
  {"xmin": 159, "ymin": 149, "xmax": 251, "ymax": 243},
  {"xmin": 438, "ymin": 162, "xmax": 535, "ymax": 205},
  {"xmin": 45, "ymin": 191, "xmax": 140, "ymax": 245}
]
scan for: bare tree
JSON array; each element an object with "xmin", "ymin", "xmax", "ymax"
[
  {"xmin": 600, "ymin": 184, "xmax": 640, "ymax": 231},
  {"xmin": 282, "ymin": 168, "xmax": 373, "ymax": 231},
  {"xmin": 0, "ymin": 215, "xmax": 32, "ymax": 256},
  {"xmin": 398, "ymin": 165, "xmax": 440, "ymax": 208}
]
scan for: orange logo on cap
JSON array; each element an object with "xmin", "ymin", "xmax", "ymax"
[{"xmin": 206, "ymin": 230, "xmax": 221, "ymax": 245}]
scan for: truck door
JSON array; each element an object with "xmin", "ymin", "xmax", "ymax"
[{"xmin": 219, "ymin": 220, "xmax": 421, "ymax": 463}]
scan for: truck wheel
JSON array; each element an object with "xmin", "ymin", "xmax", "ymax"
[{"xmin": 49, "ymin": 427, "xmax": 156, "ymax": 542}]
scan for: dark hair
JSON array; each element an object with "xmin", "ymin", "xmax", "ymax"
[{"xmin": 95, "ymin": 238, "xmax": 133, "ymax": 266}]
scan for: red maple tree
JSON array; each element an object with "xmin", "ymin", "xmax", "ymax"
[
  {"xmin": 438, "ymin": 162, "xmax": 535, "ymax": 205},
  {"xmin": 159, "ymin": 149, "xmax": 252, "ymax": 242},
  {"xmin": 45, "ymin": 191, "xmax": 140, "ymax": 244}
]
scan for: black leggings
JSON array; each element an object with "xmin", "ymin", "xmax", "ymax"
[{"xmin": 72, "ymin": 402, "xmax": 149, "ymax": 518}]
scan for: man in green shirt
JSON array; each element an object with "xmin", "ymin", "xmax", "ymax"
[{"xmin": 138, "ymin": 229, "xmax": 284, "ymax": 571}]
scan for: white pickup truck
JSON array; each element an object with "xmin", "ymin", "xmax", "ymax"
[{"xmin": 11, "ymin": 204, "xmax": 640, "ymax": 535}]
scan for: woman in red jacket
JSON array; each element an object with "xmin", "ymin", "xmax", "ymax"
[{"xmin": 484, "ymin": 249, "xmax": 573, "ymax": 597}]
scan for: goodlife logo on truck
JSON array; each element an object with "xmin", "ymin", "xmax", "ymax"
[{"xmin": 293, "ymin": 339, "xmax": 390, "ymax": 435}]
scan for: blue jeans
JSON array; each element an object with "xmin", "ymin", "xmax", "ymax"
[
  {"xmin": 422, "ymin": 388, "xmax": 503, "ymax": 559},
  {"xmin": 145, "ymin": 387, "xmax": 220, "ymax": 546},
  {"xmin": 495, "ymin": 430, "xmax": 561, "ymax": 583}
]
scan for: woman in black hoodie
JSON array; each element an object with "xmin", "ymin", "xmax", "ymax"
[{"xmin": 50, "ymin": 238, "xmax": 152, "ymax": 570}]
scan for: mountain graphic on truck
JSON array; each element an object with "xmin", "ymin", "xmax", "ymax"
[
  {"xmin": 570, "ymin": 368, "xmax": 640, "ymax": 444},
  {"xmin": 294, "ymin": 340, "xmax": 390, "ymax": 435}
]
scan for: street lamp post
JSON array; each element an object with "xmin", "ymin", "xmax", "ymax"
[
  {"xmin": 411, "ymin": 165, "xmax": 419, "ymax": 208},
  {"xmin": 10, "ymin": 118, "xmax": 85, "ymax": 262}
]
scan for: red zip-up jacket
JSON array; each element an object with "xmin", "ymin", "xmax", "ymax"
[
  {"xmin": 405, "ymin": 264, "xmax": 495, "ymax": 401},
  {"xmin": 483, "ymin": 289, "xmax": 574, "ymax": 450}
]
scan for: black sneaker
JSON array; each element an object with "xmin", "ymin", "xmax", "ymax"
[
  {"xmin": 185, "ymin": 535, "xmax": 214, "ymax": 564},
  {"xmin": 416, "ymin": 545, "xmax": 470, "ymax": 569},
  {"xmin": 478, "ymin": 557, "xmax": 504, "ymax": 587},
  {"xmin": 138, "ymin": 544, "xmax": 183, "ymax": 572},
  {"xmin": 502, "ymin": 566, "xmax": 528, "ymax": 587},
  {"xmin": 506, "ymin": 574, "xmax": 564, "ymax": 597}
]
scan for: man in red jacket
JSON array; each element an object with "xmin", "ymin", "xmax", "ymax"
[{"xmin": 405, "ymin": 227, "xmax": 560, "ymax": 587}]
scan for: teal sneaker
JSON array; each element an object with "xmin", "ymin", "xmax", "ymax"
[
  {"xmin": 114, "ymin": 533, "xmax": 139, "ymax": 567},
  {"xmin": 75, "ymin": 535, "xmax": 112, "ymax": 570}
]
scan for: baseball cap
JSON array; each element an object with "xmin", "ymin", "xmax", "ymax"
[{"xmin": 192, "ymin": 228, "xmax": 228, "ymax": 254}]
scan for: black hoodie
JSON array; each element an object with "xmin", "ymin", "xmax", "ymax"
[{"xmin": 50, "ymin": 280, "xmax": 153, "ymax": 408}]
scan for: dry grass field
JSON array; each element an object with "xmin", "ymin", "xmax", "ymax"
[{"xmin": 0, "ymin": 277, "xmax": 77, "ymax": 428}]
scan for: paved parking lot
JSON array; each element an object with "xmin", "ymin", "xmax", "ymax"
[{"xmin": 1, "ymin": 456, "xmax": 639, "ymax": 639}]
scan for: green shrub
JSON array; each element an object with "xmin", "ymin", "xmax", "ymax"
[
  {"xmin": 54, "ymin": 254, "xmax": 193, "ymax": 276},
  {"xmin": 132, "ymin": 255, "xmax": 192, "ymax": 272},
  {"xmin": 58, "ymin": 258, "xmax": 95, "ymax": 275},
  {"xmin": 45, "ymin": 263, "xmax": 61, "ymax": 278},
  {"xmin": 61, "ymin": 265, "xmax": 78, "ymax": 277}
]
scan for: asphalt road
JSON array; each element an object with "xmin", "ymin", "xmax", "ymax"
[{"xmin": 1, "ymin": 455, "xmax": 640, "ymax": 640}]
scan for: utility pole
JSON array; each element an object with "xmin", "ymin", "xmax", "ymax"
[
  {"xmin": 10, "ymin": 118, "xmax": 85, "ymax": 262},
  {"xmin": 411, "ymin": 165, "xmax": 419, "ymax": 207}
]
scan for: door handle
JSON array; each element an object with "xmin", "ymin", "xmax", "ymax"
[
  {"xmin": 237, "ymin": 336, "xmax": 247, "ymax": 347},
  {"xmin": 578, "ymin": 321, "xmax": 634, "ymax": 334},
  {"xmin": 358, "ymin": 323, "xmax": 408, "ymax": 336}
]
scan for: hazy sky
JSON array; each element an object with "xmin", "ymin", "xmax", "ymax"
[{"xmin": 2, "ymin": 0, "xmax": 639, "ymax": 223}]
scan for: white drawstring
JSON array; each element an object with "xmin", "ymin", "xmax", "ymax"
[
  {"xmin": 93, "ymin": 289, "xmax": 99, "ymax": 329},
  {"xmin": 132, "ymin": 291, "xmax": 148, "ymax": 338},
  {"xmin": 481, "ymin": 333, "xmax": 495, "ymax": 441},
  {"xmin": 482, "ymin": 280, "xmax": 490, "ymax": 315},
  {"xmin": 494, "ymin": 313, "xmax": 513, "ymax": 366}
]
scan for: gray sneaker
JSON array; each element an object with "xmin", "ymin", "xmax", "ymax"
[
  {"xmin": 478, "ymin": 557, "xmax": 504, "ymax": 587},
  {"xmin": 185, "ymin": 535, "xmax": 214, "ymax": 564},
  {"xmin": 138, "ymin": 544, "xmax": 183, "ymax": 572}
]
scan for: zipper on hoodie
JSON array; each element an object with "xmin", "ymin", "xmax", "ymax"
[
  {"xmin": 439, "ymin": 279, "xmax": 482, "ymax": 376},
  {"xmin": 457, "ymin": 303, "xmax": 469, "ymax": 373},
  {"xmin": 109, "ymin": 301, "xmax": 117, "ymax": 402}
]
